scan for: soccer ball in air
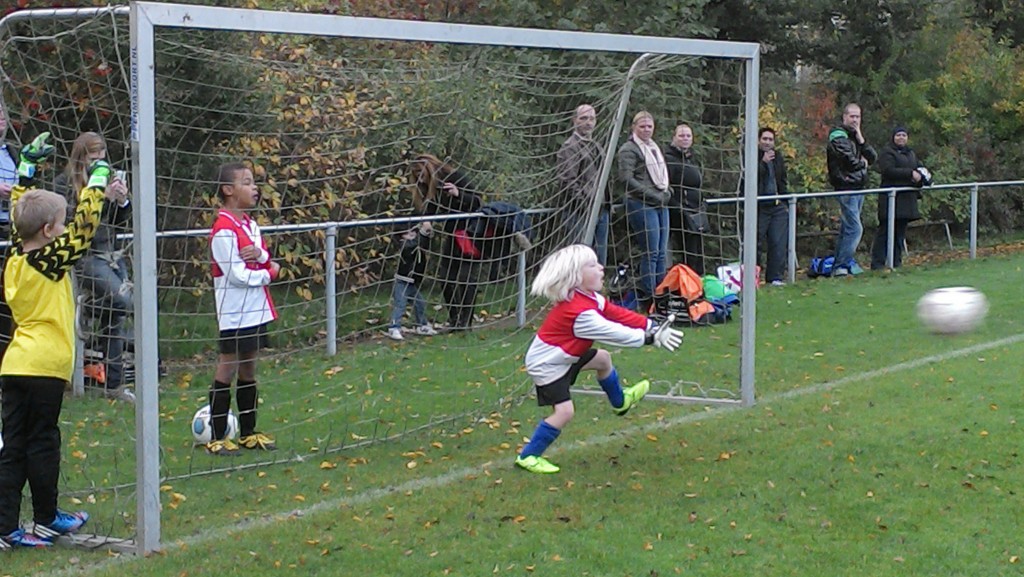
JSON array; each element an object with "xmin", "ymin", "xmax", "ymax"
[
  {"xmin": 916, "ymin": 287, "xmax": 989, "ymax": 335},
  {"xmin": 191, "ymin": 404, "xmax": 238, "ymax": 444}
]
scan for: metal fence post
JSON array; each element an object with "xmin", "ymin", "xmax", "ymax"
[
  {"xmin": 325, "ymin": 225, "xmax": 337, "ymax": 355},
  {"xmin": 787, "ymin": 196, "xmax": 797, "ymax": 283},
  {"xmin": 886, "ymin": 189, "xmax": 897, "ymax": 268},
  {"xmin": 969, "ymin": 184, "xmax": 979, "ymax": 259},
  {"xmin": 517, "ymin": 250, "xmax": 527, "ymax": 327}
]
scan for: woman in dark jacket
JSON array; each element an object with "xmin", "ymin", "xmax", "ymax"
[
  {"xmin": 663, "ymin": 123, "xmax": 706, "ymax": 275},
  {"xmin": 870, "ymin": 126, "xmax": 925, "ymax": 270},
  {"xmin": 411, "ymin": 154, "xmax": 483, "ymax": 330}
]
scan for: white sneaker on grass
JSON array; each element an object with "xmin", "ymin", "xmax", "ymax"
[
  {"xmin": 414, "ymin": 324, "xmax": 438, "ymax": 336},
  {"xmin": 387, "ymin": 327, "xmax": 404, "ymax": 341}
]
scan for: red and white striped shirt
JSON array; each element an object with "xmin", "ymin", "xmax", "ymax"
[
  {"xmin": 210, "ymin": 209, "xmax": 278, "ymax": 331},
  {"xmin": 525, "ymin": 290, "xmax": 650, "ymax": 386}
]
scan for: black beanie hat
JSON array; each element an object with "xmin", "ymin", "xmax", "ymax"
[{"xmin": 892, "ymin": 125, "xmax": 908, "ymax": 138}]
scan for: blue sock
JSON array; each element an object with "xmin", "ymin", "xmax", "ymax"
[
  {"xmin": 520, "ymin": 420, "xmax": 561, "ymax": 458},
  {"xmin": 599, "ymin": 368, "xmax": 624, "ymax": 408}
]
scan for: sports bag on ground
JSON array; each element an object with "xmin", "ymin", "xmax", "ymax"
[{"xmin": 653, "ymin": 264, "xmax": 717, "ymax": 326}]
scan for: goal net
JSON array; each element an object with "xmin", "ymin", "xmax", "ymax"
[{"xmin": 0, "ymin": 3, "xmax": 759, "ymax": 553}]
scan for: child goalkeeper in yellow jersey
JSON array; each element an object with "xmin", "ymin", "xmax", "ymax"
[{"xmin": 0, "ymin": 134, "xmax": 119, "ymax": 548}]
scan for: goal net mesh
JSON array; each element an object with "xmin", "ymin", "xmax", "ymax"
[{"xmin": 0, "ymin": 6, "xmax": 749, "ymax": 545}]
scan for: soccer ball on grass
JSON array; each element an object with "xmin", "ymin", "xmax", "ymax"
[
  {"xmin": 191, "ymin": 404, "xmax": 238, "ymax": 444},
  {"xmin": 916, "ymin": 286, "xmax": 988, "ymax": 335}
]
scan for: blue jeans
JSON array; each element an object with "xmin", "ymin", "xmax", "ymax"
[
  {"xmin": 77, "ymin": 253, "xmax": 131, "ymax": 390},
  {"xmin": 566, "ymin": 208, "xmax": 609, "ymax": 266},
  {"xmin": 625, "ymin": 198, "xmax": 669, "ymax": 299},
  {"xmin": 389, "ymin": 279, "xmax": 427, "ymax": 328},
  {"xmin": 757, "ymin": 203, "xmax": 789, "ymax": 282},
  {"xmin": 834, "ymin": 193, "xmax": 864, "ymax": 268}
]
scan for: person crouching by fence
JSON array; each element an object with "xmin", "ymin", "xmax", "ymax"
[{"xmin": 386, "ymin": 222, "xmax": 437, "ymax": 341}]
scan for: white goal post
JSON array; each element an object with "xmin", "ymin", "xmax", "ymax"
[{"xmin": 125, "ymin": 1, "xmax": 761, "ymax": 554}]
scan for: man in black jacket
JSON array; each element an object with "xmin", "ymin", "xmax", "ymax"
[
  {"xmin": 826, "ymin": 103, "xmax": 877, "ymax": 277},
  {"xmin": 757, "ymin": 127, "xmax": 788, "ymax": 285}
]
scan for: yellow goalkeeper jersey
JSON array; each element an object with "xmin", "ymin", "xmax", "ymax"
[{"xmin": 1, "ymin": 184, "xmax": 104, "ymax": 381}]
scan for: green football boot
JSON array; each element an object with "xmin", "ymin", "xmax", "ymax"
[
  {"xmin": 614, "ymin": 379, "xmax": 651, "ymax": 416},
  {"xmin": 515, "ymin": 454, "xmax": 560, "ymax": 474}
]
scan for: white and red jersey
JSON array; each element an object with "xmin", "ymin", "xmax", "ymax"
[
  {"xmin": 525, "ymin": 290, "xmax": 651, "ymax": 386},
  {"xmin": 210, "ymin": 209, "xmax": 278, "ymax": 331}
]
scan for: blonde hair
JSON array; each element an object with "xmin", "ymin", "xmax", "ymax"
[
  {"xmin": 631, "ymin": 110, "xmax": 654, "ymax": 127},
  {"xmin": 65, "ymin": 132, "xmax": 107, "ymax": 193},
  {"xmin": 13, "ymin": 189, "xmax": 67, "ymax": 241},
  {"xmin": 531, "ymin": 244, "xmax": 598, "ymax": 303},
  {"xmin": 410, "ymin": 153, "xmax": 452, "ymax": 214}
]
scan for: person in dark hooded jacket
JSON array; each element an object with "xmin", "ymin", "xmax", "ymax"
[
  {"xmin": 870, "ymin": 126, "xmax": 927, "ymax": 270},
  {"xmin": 664, "ymin": 123, "xmax": 706, "ymax": 275}
]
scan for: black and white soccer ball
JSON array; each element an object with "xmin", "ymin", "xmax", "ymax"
[
  {"xmin": 916, "ymin": 286, "xmax": 988, "ymax": 335},
  {"xmin": 191, "ymin": 404, "xmax": 238, "ymax": 444}
]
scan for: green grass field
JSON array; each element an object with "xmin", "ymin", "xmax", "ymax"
[{"xmin": 5, "ymin": 250, "xmax": 1024, "ymax": 577}]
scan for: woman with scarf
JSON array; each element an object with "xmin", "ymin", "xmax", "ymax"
[
  {"xmin": 870, "ymin": 126, "xmax": 926, "ymax": 270},
  {"xmin": 617, "ymin": 111, "xmax": 670, "ymax": 312}
]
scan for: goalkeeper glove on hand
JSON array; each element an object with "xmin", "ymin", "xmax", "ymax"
[
  {"xmin": 652, "ymin": 314, "xmax": 684, "ymax": 351},
  {"xmin": 17, "ymin": 132, "xmax": 54, "ymax": 182},
  {"xmin": 86, "ymin": 160, "xmax": 113, "ymax": 191}
]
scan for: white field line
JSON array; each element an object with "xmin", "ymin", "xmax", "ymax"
[{"xmin": 49, "ymin": 331, "xmax": 1024, "ymax": 577}]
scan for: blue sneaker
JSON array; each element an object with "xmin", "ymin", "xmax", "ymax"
[
  {"xmin": 0, "ymin": 528, "xmax": 53, "ymax": 549},
  {"xmin": 848, "ymin": 261, "xmax": 864, "ymax": 275},
  {"xmin": 32, "ymin": 510, "xmax": 89, "ymax": 539}
]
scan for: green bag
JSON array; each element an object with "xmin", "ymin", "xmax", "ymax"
[{"xmin": 701, "ymin": 275, "xmax": 736, "ymax": 301}]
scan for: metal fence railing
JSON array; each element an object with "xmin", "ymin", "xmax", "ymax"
[{"xmin": 707, "ymin": 179, "xmax": 1024, "ymax": 283}]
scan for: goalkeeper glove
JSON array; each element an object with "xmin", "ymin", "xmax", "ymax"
[
  {"xmin": 86, "ymin": 160, "xmax": 113, "ymax": 191},
  {"xmin": 17, "ymin": 132, "xmax": 54, "ymax": 183},
  {"xmin": 648, "ymin": 314, "xmax": 684, "ymax": 352}
]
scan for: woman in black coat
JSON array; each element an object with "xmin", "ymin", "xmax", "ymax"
[
  {"xmin": 411, "ymin": 154, "xmax": 483, "ymax": 330},
  {"xmin": 870, "ymin": 126, "xmax": 926, "ymax": 270}
]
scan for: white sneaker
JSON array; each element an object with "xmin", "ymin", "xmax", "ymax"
[
  {"xmin": 104, "ymin": 387, "xmax": 136, "ymax": 405},
  {"xmin": 387, "ymin": 327, "xmax": 404, "ymax": 341},
  {"xmin": 770, "ymin": 280, "xmax": 785, "ymax": 287},
  {"xmin": 414, "ymin": 324, "xmax": 438, "ymax": 336}
]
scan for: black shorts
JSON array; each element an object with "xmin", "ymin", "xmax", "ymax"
[
  {"xmin": 535, "ymin": 348, "xmax": 597, "ymax": 406},
  {"xmin": 218, "ymin": 323, "xmax": 269, "ymax": 355}
]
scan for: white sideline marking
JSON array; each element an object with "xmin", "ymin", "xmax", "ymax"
[{"xmin": 48, "ymin": 332, "xmax": 1024, "ymax": 577}]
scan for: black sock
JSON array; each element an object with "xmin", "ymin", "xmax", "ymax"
[
  {"xmin": 208, "ymin": 380, "xmax": 232, "ymax": 441},
  {"xmin": 236, "ymin": 379, "xmax": 258, "ymax": 437}
]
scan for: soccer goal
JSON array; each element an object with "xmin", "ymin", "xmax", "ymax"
[{"xmin": 0, "ymin": 2, "xmax": 760, "ymax": 554}]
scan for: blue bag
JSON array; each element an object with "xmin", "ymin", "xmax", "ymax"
[{"xmin": 807, "ymin": 255, "xmax": 835, "ymax": 278}]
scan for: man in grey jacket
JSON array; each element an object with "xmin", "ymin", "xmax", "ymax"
[{"xmin": 556, "ymin": 104, "xmax": 608, "ymax": 264}]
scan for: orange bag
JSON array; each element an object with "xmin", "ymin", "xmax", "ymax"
[{"xmin": 654, "ymin": 264, "xmax": 716, "ymax": 323}]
